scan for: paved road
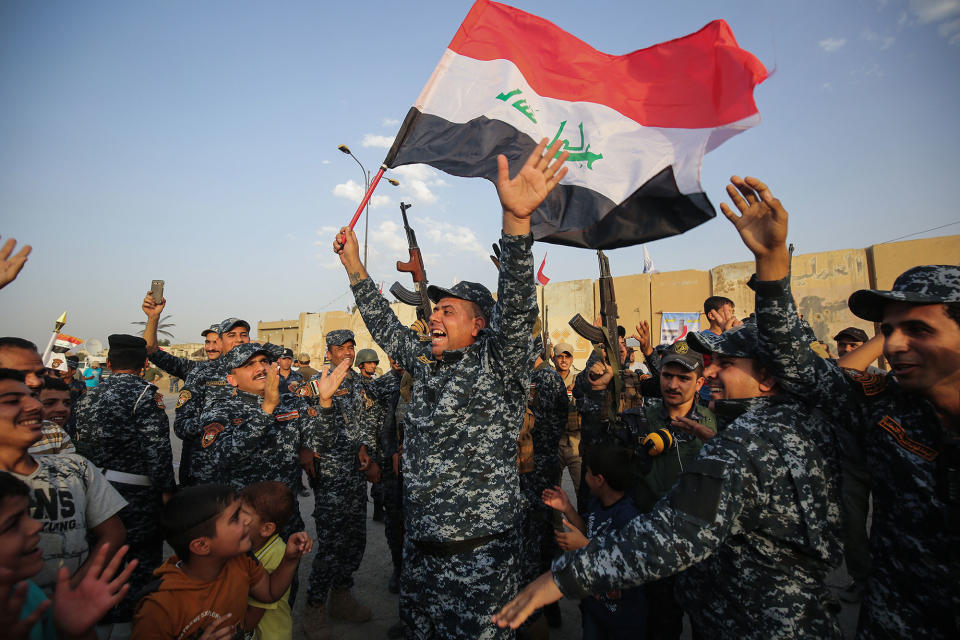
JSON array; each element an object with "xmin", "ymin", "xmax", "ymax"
[{"xmin": 159, "ymin": 388, "xmax": 859, "ymax": 639}]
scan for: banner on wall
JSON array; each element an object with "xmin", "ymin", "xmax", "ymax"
[{"xmin": 660, "ymin": 312, "xmax": 701, "ymax": 344}]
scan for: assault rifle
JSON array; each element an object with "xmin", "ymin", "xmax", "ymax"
[
  {"xmin": 389, "ymin": 202, "xmax": 433, "ymax": 323},
  {"xmin": 569, "ymin": 250, "xmax": 622, "ymax": 425}
]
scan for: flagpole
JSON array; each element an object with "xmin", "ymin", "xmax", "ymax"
[
  {"xmin": 347, "ymin": 165, "xmax": 387, "ymax": 231},
  {"xmin": 42, "ymin": 311, "xmax": 67, "ymax": 364}
]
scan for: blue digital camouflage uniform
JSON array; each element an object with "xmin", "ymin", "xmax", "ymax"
[
  {"xmin": 551, "ymin": 326, "xmax": 844, "ymax": 638},
  {"xmin": 172, "ymin": 343, "xmax": 284, "ymax": 485},
  {"xmin": 302, "ymin": 362, "xmax": 393, "ymax": 606},
  {"xmin": 351, "ymin": 232, "xmax": 537, "ymax": 640},
  {"xmin": 519, "ymin": 363, "xmax": 567, "ymax": 589},
  {"xmin": 196, "ymin": 387, "xmax": 315, "ymax": 536},
  {"xmin": 73, "ymin": 372, "xmax": 176, "ymax": 622},
  {"xmin": 751, "ymin": 272, "xmax": 960, "ymax": 638}
]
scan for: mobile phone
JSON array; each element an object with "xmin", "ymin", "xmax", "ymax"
[
  {"xmin": 625, "ymin": 337, "xmax": 641, "ymax": 347},
  {"xmin": 150, "ymin": 280, "xmax": 164, "ymax": 304}
]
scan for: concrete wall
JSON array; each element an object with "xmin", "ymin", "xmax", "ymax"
[
  {"xmin": 868, "ymin": 235, "xmax": 960, "ymax": 290},
  {"xmin": 255, "ymin": 320, "xmax": 299, "ymax": 351},
  {"xmin": 540, "ymin": 279, "xmax": 595, "ymax": 370}
]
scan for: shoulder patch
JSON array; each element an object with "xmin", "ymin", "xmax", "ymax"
[
  {"xmin": 843, "ymin": 368, "xmax": 887, "ymax": 396},
  {"xmin": 876, "ymin": 415, "xmax": 938, "ymax": 461},
  {"xmin": 306, "ymin": 406, "xmax": 318, "ymax": 417},
  {"xmin": 201, "ymin": 423, "xmax": 224, "ymax": 448},
  {"xmin": 154, "ymin": 392, "xmax": 166, "ymax": 409},
  {"xmin": 288, "ymin": 381, "xmax": 300, "ymax": 393},
  {"xmin": 296, "ymin": 385, "xmax": 310, "ymax": 397},
  {"xmin": 276, "ymin": 410, "xmax": 300, "ymax": 422},
  {"xmin": 176, "ymin": 390, "xmax": 192, "ymax": 409},
  {"xmin": 206, "ymin": 380, "xmax": 226, "ymax": 387}
]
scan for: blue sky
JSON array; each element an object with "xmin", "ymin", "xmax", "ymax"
[{"xmin": 2, "ymin": 0, "xmax": 958, "ymax": 349}]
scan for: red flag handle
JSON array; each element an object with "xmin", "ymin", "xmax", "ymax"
[{"xmin": 347, "ymin": 165, "xmax": 387, "ymax": 230}]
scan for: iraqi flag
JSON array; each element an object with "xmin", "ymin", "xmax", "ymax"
[{"xmin": 383, "ymin": 0, "xmax": 768, "ymax": 249}]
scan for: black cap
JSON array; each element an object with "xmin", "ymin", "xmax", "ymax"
[
  {"xmin": 849, "ymin": 265, "xmax": 960, "ymax": 322},
  {"xmin": 427, "ymin": 281, "xmax": 495, "ymax": 321},
  {"xmin": 108, "ymin": 334, "xmax": 147, "ymax": 350},
  {"xmin": 834, "ymin": 327, "xmax": 869, "ymax": 343},
  {"xmin": 280, "ymin": 348, "xmax": 294, "ymax": 359},
  {"xmin": 659, "ymin": 339, "xmax": 704, "ymax": 371}
]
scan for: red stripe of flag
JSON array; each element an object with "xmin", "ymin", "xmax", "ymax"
[
  {"xmin": 537, "ymin": 253, "xmax": 550, "ymax": 286},
  {"xmin": 449, "ymin": 0, "xmax": 767, "ymax": 128}
]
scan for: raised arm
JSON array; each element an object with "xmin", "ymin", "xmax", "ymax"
[{"xmin": 721, "ymin": 176, "xmax": 860, "ymax": 425}]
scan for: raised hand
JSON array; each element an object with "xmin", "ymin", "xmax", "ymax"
[
  {"xmin": 262, "ymin": 363, "xmax": 280, "ymax": 414},
  {"xmin": 720, "ymin": 176, "xmax": 790, "ymax": 280},
  {"xmin": 316, "ymin": 360, "xmax": 351, "ymax": 407},
  {"xmin": 333, "ymin": 226, "xmax": 367, "ymax": 285},
  {"xmin": 142, "ymin": 291, "xmax": 166, "ymax": 317},
  {"xmin": 633, "ymin": 321, "xmax": 654, "ymax": 357},
  {"xmin": 0, "ymin": 237, "xmax": 31, "ymax": 290},
  {"xmin": 555, "ymin": 520, "xmax": 589, "ymax": 551},
  {"xmin": 541, "ymin": 485, "xmax": 572, "ymax": 512},
  {"xmin": 497, "ymin": 138, "xmax": 569, "ymax": 233},
  {"xmin": 52, "ymin": 544, "xmax": 137, "ymax": 637}
]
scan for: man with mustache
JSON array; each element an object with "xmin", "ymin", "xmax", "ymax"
[{"xmin": 722, "ymin": 175, "xmax": 960, "ymax": 638}]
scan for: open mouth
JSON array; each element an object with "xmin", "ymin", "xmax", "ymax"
[
  {"xmin": 252, "ymin": 372, "xmax": 267, "ymax": 381},
  {"xmin": 431, "ymin": 329, "xmax": 447, "ymax": 340}
]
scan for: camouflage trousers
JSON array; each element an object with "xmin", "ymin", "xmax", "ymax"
[
  {"xmin": 401, "ymin": 529, "xmax": 519, "ymax": 640},
  {"xmin": 306, "ymin": 468, "xmax": 366, "ymax": 604},
  {"xmin": 519, "ymin": 472, "xmax": 560, "ymax": 583},
  {"xmin": 109, "ymin": 485, "xmax": 165, "ymax": 622}
]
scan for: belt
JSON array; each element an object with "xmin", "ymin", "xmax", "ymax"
[
  {"xmin": 103, "ymin": 469, "xmax": 153, "ymax": 487},
  {"xmin": 412, "ymin": 529, "xmax": 511, "ymax": 557}
]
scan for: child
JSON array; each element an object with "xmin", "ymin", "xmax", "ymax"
[
  {"xmin": 0, "ymin": 470, "xmax": 137, "ymax": 640},
  {"xmin": 240, "ymin": 481, "xmax": 296, "ymax": 640},
  {"xmin": 0, "ymin": 368, "xmax": 127, "ymax": 594},
  {"xmin": 132, "ymin": 484, "xmax": 312, "ymax": 639},
  {"xmin": 541, "ymin": 445, "xmax": 647, "ymax": 640}
]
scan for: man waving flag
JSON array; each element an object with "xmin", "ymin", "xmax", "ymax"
[{"xmin": 383, "ymin": 0, "xmax": 767, "ymax": 249}]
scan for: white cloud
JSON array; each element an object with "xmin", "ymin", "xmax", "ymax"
[
  {"xmin": 821, "ymin": 82, "xmax": 833, "ymax": 91},
  {"xmin": 382, "ymin": 118, "xmax": 400, "ymax": 126},
  {"xmin": 909, "ymin": 0, "xmax": 960, "ymax": 23},
  {"xmin": 332, "ymin": 180, "xmax": 392, "ymax": 208},
  {"xmin": 818, "ymin": 37, "xmax": 847, "ymax": 53},
  {"xmin": 939, "ymin": 17, "xmax": 960, "ymax": 42},
  {"xmin": 390, "ymin": 164, "xmax": 450, "ymax": 204},
  {"xmin": 321, "ymin": 159, "xmax": 331, "ymax": 165},
  {"xmin": 413, "ymin": 216, "xmax": 488, "ymax": 259},
  {"xmin": 861, "ymin": 27, "xmax": 895, "ymax": 49},
  {"xmin": 852, "ymin": 62, "xmax": 885, "ymax": 78},
  {"xmin": 362, "ymin": 134, "xmax": 394, "ymax": 149},
  {"xmin": 369, "ymin": 219, "xmax": 409, "ymax": 253},
  {"xmin": 317, "ymin": 225, "xmax": 339, "ymax": 234}
]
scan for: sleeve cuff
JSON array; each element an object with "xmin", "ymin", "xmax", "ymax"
[
  {"xmin": 551, "ymin": 556, "xmax": 591, "ymax": 599},
  {"xmin": 746, "ymin": 273, "xmax": 790, "ymax": 295}
]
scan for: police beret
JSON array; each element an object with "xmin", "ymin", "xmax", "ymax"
[
  {"xmin": 221, "ymin": 342, "xmax": 271, "ymax": 371},
  {"xmin": 849, "ymin": 265, "xmax": 960, "ymax": 322},
  {"xmin": 326, "ymin": 330, "xmax": 355, "ymax": 347},
  {"xmin": 218, "ymin": 318, "xmax": 250, "ymax": 335},
  {"xmin": 427, "ymin": 281, "xmax": 495, "ymax": 320}
]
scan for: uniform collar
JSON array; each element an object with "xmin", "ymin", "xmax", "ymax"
[{"xmin": 712, "ymin": 396, "xmax": 772, "ymax": 428}]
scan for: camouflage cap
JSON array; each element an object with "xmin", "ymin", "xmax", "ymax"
[
  {"xmin": 355, "ymin": 348, "xmax": 379, "ymax": 365},
  {"xmin": 687, "ymin": 323, "xmax": 759, "ymax": 359},
  {"xmin": 325, "ymin": 329, "xmax": 355, "ymax": 348},
  {"xmin": 660, "ymin": 339, "xmax": 704, "ymax": 372},
  {"xmin": 553, "ymin": 342, "xmax": 575, "ymax": 357},
  {"xmin": 200, "ymin": 324, "xmax": 219, "ymax": 338},
  {"xmin": 834, "ymin": 327, "xmax": 869, "ymax": 343},
  {"xmin": 220, "ymin": 342, "xmax": 271, "ymax": 371},
  {"xmin": 848, "ymin": 265, "xmax": 960, "ymax": 322},
  {"xmin": 427, "ymin": 281, "xmax": 495, "ymax": 320},
  {"xmin": 218, "ymin": 318, "xmax": 250, "ymax": 335}
]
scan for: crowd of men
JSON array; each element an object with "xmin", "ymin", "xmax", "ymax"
[{"xmin": 0, "ymin": 141, "xmax": 958, "ymax": 640}]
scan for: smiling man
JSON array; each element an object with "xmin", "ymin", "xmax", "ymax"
[
  {"xmin": 720, "ymin": 174, "xmax": 960, "ymax": 638},
  {"xmin": 333, "ymin": 139, "xmax": 568, "ymax": 639}
]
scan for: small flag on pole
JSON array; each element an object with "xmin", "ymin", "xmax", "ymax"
[
  {"xmin": 536, "ymin": 254, "xmax": 550, "ymax": 285},
  {"xmin": 642, "ymin": 246, "xmax": 655, "ymax": 274},
  {"xmin": 383, "ymin": 0, "xmax": 767, "ymax": 250}
]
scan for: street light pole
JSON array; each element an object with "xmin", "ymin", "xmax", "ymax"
[{"xmin": 337, "ymin": 145, "xmax": 400, "ymax": 270}]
